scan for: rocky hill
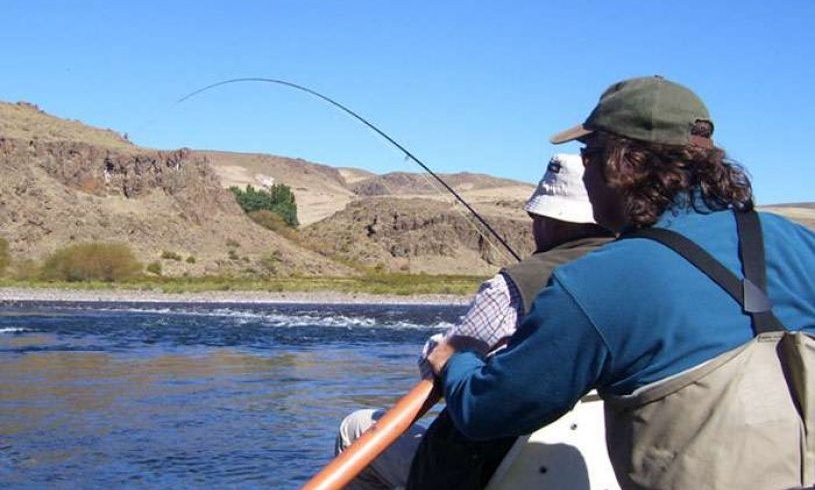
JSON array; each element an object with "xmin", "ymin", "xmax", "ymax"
[
  {"xmin": 301, "ymin": 197, "xmax": 532, "ymax": 275},
  {"xmin": 195, "ymin": 150, "xmax": 358, "ymax": 226},
  {"xmin": 0, "ymin": 136, "xmax": 356, "ymax": 277},
  {"xmin": 0, "ymin": 101, "xmax": 538, "ymax": 277},
  {"xmin": 1, "ymin": 100, "xmax": 812, "ymax": 280},
  {"xmin": 198, "ymin": 151, "xmax": 536, "ymax": 227},
  {"xmin": 0, "ymin": 101, "xmax": 135, "ymax": 152}
]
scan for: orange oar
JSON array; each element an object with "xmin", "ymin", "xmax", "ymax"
[{"xmin": 301, "ymin": 379, "xmax": 441, "ymax": 490}]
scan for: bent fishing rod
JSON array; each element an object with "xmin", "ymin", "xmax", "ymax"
[{"xmin": 174, "ymin": 77, "xmax": 522, "ymax": 262}]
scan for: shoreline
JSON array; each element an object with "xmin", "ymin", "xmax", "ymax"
[{"xmin": 0, "ymin": 286, "xmax": 472, "ymax": 306}]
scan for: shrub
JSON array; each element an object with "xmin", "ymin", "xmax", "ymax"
[
  {"xmin": 258, "ymin": 250, "xmax": 282, "ymax": 276},
  {"xmin": 186, "ymin": 256, "xmax": 196, "ymax": 264},
  {"xmin": 248, "ymin": 210, "xmax": 301, "ymax": 242},
  {"xmin": 161, "ymin": 250, "xmax": 182, "ymax": 261},
  {"xmin": 248, "ymin": 209, "xmax": 287, "ymax": 231},
  {"xmin": 10, "ymin": 259, "xmax": 40, "ymax": 281},
  {"xmin": 146, "ymin": 261, "xmax": 162, "ymax": 275},
  {"xmin": 42, "ymin": 242, "xmax": 142, "ymax": 282},
  {"xmin": 0, "ymin": 237, "xmax": 9, "ymax": 275}
]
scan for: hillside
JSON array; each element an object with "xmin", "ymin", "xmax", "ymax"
[
  {"xmin": 196, "ymin": 150, "xmax": 357, "ymax": 226},
  {"xmin": 1, "ymin": 100, "xmax": 812, "ymax": 281},
  {"xmin": 0, "ymin": 101, "xmax": 136, "ymax": 151},
  {"xmin": 301, "ymin": 197, "xmax": 533, "ymax": 275},
  {"xmin": 0, "ymin": 100, "xmax": 537, "ymax": 277},
  {"xmin": 200, "ymin": 152, "xmax": 536, "ymax": 227},
  {"xmin": 0, "ymin": 136, "xmax": 356, "ymax": 277}
]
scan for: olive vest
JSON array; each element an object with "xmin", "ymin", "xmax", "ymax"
[
  {"xmin": 501, "ymin": 236, "xmax": 613, "ymax": 315},
  {"xmin": 605, "ymin": 211, "xmax": 815, "ymax": 490}
]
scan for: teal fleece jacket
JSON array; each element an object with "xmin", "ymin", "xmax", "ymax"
[{"xmin": 440, "ymin": 206, "xmax": 815, "ymax": 440}]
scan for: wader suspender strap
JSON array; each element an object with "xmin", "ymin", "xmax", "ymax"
[
  {"xmin": 734, "ymin": 211, "xmax": 786, "ymax": 332},
  {"xmin": 624, "ymin": 210, "xmax": 786, "ymax": 336}
]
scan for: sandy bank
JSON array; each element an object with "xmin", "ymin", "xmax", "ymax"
[{"xmin": 0, "ymin": 287, "xmax": 472, "ymax": 306}]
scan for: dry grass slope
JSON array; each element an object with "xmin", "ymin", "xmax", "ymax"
[{"xmin": 0, "ymin": 101, "xmax": 135, "ymax": 151}]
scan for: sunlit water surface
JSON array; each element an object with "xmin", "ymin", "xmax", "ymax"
[{"xmin": 0, "ymin": 301, "xmax": 466, "ymax": 489}]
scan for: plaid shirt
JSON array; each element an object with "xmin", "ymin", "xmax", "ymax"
[{"xmin": 418, "ymin": 273, "xmax": 524, "ymax": 379}]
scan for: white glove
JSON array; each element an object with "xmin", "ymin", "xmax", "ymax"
[{"xmin": 417, "ymin": 333, "xmax": 445, "ymax": 380}]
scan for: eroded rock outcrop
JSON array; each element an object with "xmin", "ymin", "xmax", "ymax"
[
  {"xmin": 0, "ymin": 137, "xmax": 355, "ymax": 277},
  {"xmin": 301, "ymin": 197, "xmax": 533, "ymax": 275}
]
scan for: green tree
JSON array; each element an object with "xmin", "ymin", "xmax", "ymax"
[
  {"xmin": 230, "ymin": 184, "xmax": 299, "ymax": 227},
  {"xmin": 269, "ymin": 184, "xmax": 299, "ymax": 227}
]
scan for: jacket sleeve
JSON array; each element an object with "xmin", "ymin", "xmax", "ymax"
[{"xmin": 440, "ymin": 277, "xmax": 610, "ymax": 440}]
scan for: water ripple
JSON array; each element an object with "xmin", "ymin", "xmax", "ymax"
[{"xmin": 0, "ymin": 301, "xmax": 462, "ymax": 488}]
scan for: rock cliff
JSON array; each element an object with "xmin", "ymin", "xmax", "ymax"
[{"xmin": 0, "ymin": 134, "xmax": 355, "ymax": 277}]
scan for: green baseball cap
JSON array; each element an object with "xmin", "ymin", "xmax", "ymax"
[{"xmin": 550, "ymin": 76, "xmax": 714, "ymax": 148}]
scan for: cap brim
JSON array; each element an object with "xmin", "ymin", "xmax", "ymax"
[{"xmin": 549, "ymin": 124, "xmax": 593, "ymax": 144}]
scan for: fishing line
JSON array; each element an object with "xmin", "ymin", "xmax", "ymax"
[{"xmin": 172, "ymin": 77, "xmax": 522, "ymax": 262}]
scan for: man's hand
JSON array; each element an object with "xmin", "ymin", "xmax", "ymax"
[
  {"xmin": 417, "ymin": 274, "xmax": 518, "ymax": 379},
  {"xmin": 418, "ymin": 333, "xmax": 444, "ymax": 380},
  {"xmin": 419, "ymin": 332, "xmax": 491, "ymax": 379},
  {"xmin": 427, "ymin": 335, "xmax": 490, "ymax": 377},
  {"xmin": 427, "ymin": 337, "xmax": 457, "ymax": 377}
]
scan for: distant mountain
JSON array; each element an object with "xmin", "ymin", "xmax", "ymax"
[{"xmin": 759, "ymin": 203, "xmax": 815, "ymax": 230}]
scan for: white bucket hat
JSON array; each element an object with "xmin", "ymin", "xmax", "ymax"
[{"xmin": 524, "ymin": 153, "xmax": 596, "ymax": 224}]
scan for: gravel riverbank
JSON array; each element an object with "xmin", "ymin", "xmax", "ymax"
[{"xmin": 0, "ymin": 287, "xmax": 472, "ymax": 306}]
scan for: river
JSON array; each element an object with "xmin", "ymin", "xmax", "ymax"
[{"xmin": 0, "ymin": 300, "xmax": 466, "ymax": 489}]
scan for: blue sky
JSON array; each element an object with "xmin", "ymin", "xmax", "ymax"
[{"xmin": 1, "ymin": 1, "xmax": 813, "ymax": 204}]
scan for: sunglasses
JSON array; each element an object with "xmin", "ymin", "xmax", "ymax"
[{"xmin": 579, "ymin": 146, "xmax": 604, "ymax": 165}]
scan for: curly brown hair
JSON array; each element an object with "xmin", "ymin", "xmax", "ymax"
[{"xmin": 594, "ymin": 122, "xmax": 754, "ymax": 228}]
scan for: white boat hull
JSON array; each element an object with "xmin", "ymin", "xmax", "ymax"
[{"xmin": 486, "ymin": 393, "xmax": 620, "ymax": 490}]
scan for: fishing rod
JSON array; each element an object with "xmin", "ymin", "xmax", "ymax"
[{"xmin": 174, "ymin": 77, "xmax": 522, "ymax": 262}]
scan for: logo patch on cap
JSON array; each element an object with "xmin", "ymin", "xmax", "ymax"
[{"xmin": 547, "ymin": 161, "xmax": 562, "ymax": 173}]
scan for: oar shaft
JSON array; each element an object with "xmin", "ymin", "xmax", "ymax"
[{"xmin": 302, "ymin": 379, "xmax": 440, "ymax": 490}]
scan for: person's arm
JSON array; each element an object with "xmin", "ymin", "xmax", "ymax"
[
  {"xmin": 433, "ymin": 278, "xmax": 610, "ymax": 440},
  {"xmin": 417, "ymin": 273, "xmax": 521, "ymax": 379}
]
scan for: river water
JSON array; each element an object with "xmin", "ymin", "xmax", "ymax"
[{"xmin": 0, "ymin": 300, "xmax": 466, "ymax": 489}]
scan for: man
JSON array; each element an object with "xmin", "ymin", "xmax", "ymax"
[
  {"xmin": 336, "ymin": 153, "xmax": 614, "ymax": 490},
  {"xmin": 428, "ymin": 76, "xmax": 815, "ymax": 490}
]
